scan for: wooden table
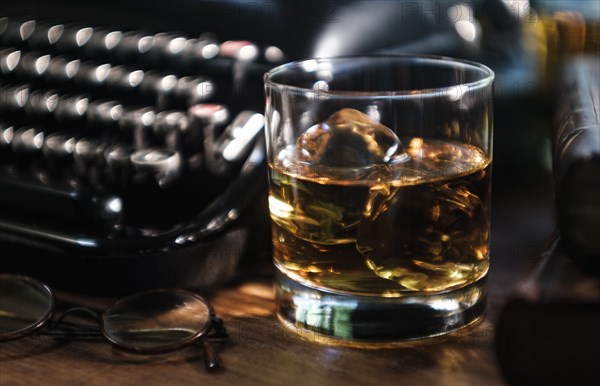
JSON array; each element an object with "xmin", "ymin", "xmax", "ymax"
[{"xmin": 0, "ymin": 180, "xmax": 554, "ymax": 386}]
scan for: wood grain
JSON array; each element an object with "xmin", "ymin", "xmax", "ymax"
[{"xmin": 0, "ymin": 272, "xmax": 504, "ymax": 386}]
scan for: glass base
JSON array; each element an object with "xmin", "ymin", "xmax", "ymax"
[{"xmin": 275, "ymin": 271, "xmax": 487, "ymax": 345}]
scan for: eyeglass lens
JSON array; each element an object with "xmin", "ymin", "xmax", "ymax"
[
  {"xmin": 102, "ymin": 289, "xmax": 213, "ymax": 352},
  {"xmin": 0, "ymin": 274, "xmax": 54, "ymax": 341}
]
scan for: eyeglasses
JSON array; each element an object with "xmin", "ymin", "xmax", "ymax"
[{"xmin": 0, "ymin": 274, "xmax": 227, "ymax": 371}]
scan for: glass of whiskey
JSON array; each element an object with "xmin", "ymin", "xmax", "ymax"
[{"xmin": 264, "ymin": 55, "xmax": 494, "ymax": 344}]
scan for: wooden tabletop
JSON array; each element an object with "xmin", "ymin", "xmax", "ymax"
[{"xmin": 0, "ymin": 181, "xmax": 554, "ymax": 386}]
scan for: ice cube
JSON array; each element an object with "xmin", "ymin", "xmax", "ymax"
[
  {"xmin": 296, "ymin": 108, "xmax": 408, "ymax": 168},
  {"xmin": 357, "ymin": 179, "xmax": 488, "ymax": 292}
]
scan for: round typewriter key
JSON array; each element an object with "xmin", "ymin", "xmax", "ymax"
[
  {"xmin": 104, "ymin": 144, "xmax": 135, "ymax": 189},
  {"xmin": 85, "ymin": 28, "xmax": 123, "ymax": 55},
  {"xmin": 0, "ymin": 84, "xmax": 30, "ymax": 111},
  {"xmin": 11, "ymin": 126, "xmax": 44, "ymax": 153},
  {"xmin": 101, "ymin": 289, "xmax": 214, "ymax": 353},
  {"xmin": 54, "ymin": 94, "xmax": 89, "ymax": 122},
  {"xmin": 122, "ymin": 106, "xmax": 156, "ymax": 127},
  {"xmin": 106, "ymin": 65, "xmax": 144, "ymax": 93},
  {"xmin": 0, "ymin": 48, "xmax": 21, "ymax": 75},
  {"xmin": 86, "ymin": 99, "xmax": 123, "ymax": 128},
  {"xmin": 131, "ymin": 148, "xmax": 181, "ymax": 172},
  {"xmin": 0, "ymin": 123, "xmax": 15, "ymax": 162},
  {"xmin": 264, "ymin": 45, "xmax": 285, "ymax": 64},
  {"xmin": 192, "ymin": 34, "xmax": 220, "ymax": 61},
  {"xmin": 167, "ymin": 36, "xmax": 187, "ymax": 57},
  {"xmin": 0, "ymin": 19, "xmax": 36, "ymax": 45},
  {"xmin": 55, "ymin": 25, "xmax": 93, "ymax": 51},
  {"xmin": 139, "ymin": 71, "xmax": 177, "ymax": 108},
  {"xmin": 219, "ymin": 40, "xmax": 259, "ymax": 61},
  {"xmin": 24, "ymin": 89, "xmax": 59, "ymax": 117},
  {"xmin": 178, "ymin": 38, "xmax": 200, "ymax": 67},
  {"xmin": 119, "ymin": 106, "xmax": 156, "ymax": 148},
  {"xmin": 27, "ymin": 22, "xmax": 64, "ymax": 49},
  {"xmin": 17, "ymin": 51, "xmax": 51, "ymax": 78},
  {"xmin": 114, "ymin": 31, "xmax": 154, "ymax": 61},
  {"xmin": 10, "ymin": 126, "xmax": 46, "ymax": 170},
  {"xmin": 43, "ymin": 132, "xmax": 77, "ymax": 176},
  {"xmin": 0, "ymin": 274, "xmax": 54, "ymax": 342},
  {"xmin": 0, "ymin": 17, "xmax": 7, "ymax": 37},
  {"xmin": 175, "ymin": 76, "xmax": 215, "ymax": 106},
  {"xmin": 153, "ymin": 110, "xmax": 188, "ymax": 151},
  {"xmin": 45, "ymin": 56, "xmax": 80, "ymax": 82},
  {"xmin": 131, "ymin": 148, "xmax": 181, "ymax": 187},
  {"xmin": 153, "ymin": 110, "xmax": 186, "ymax": 135},
  {"xmin": 75, "ymin": 61, "xmax": 111, "ymax": 88},
  {"xmin": 74, "ymin": 137, "xmax": 106, "ymax": 187},
  {"xmin": 147, "ymin": 32, "xmax": 183, "ymax": 64},
  {"xmin": 189, "ymin": 104, "xmax": 231, "ymax": 176}
]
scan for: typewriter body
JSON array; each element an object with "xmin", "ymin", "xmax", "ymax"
[
  {"xmin": 0, "ymin": 0, "xmax": 527, "ymax": 294},
  {"xmin": 0, "ymin": 1, "xmax": 280, "ymax": 294}
]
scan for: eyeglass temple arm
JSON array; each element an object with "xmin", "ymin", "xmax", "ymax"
[
  {"xmin": 201, "ymin": 316, "xmax": 227, "ymax": 371},
  {"xmin": 202, "ymin": 338, "xmax": 222, "ymax": 371},
  {"xmin": 41, "ymin": 307, "xmax": 103, "ymax": 337}
]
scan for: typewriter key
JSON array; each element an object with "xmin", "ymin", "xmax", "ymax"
[
  {"xmin": 0, "ymin": 19, "xmax": 36, "ymax": 46},
  {"xmin": 54, "ymin": 94, "xmax": 89, "ymax": 123},
  {"xmin": 153, "ymin": 110, "xmax": 188, "ymax": 151},
  {"xmin": 0, "ymin": 48, "xmax": 21, "ymax": 75},
  {"xmin": 147, "ymin": 32, "xmax": 184, "ymax": 65},
  {"xmin": 189, "ymin": 104, "xmax": 229, "ymax": 175},
  {"xmin": 119, "ymin": 106, "xmax": 156, "ymax": 148},
  {"xmin": 219, "ymin": 40, "xmax": 259, "ymax": 62},
  {"xmin": 0, "ymin": 17, "xmax": 7, "ymax": 37},
  {"xmin": 45, "ymin": 56, "xmax": 80, "ymax": 83},
  {"xmin": 86, "ymin": 99, "xmax": 123, "ymax": 128},
  {"xmin": 42, "ymin": 131, "xmax": 77, "ymax": 177},
  {"xmin": 139, "ymin": 70, "xmax": 177, "ymax": 108},
  {"xmin": 85, "ymin": 28, "xmax": 123, "ymax": 56},
  {"xmin": 54, "ymin": 25, "xmax": 93, "ymax": 52},
  {"xmin": 24, "ymin": 89, "xmax": 59, "ymax": 117},
  {"xmin": 189, "ymin": 34, "xmax": 220, "ymax": 62},
  {"xmin": 16, "ymin": 51, "xmax": 50, "ymax": 78},
  {"xmin": 131, "ymin": 148, "xmax": 182, "ymax": 188},
  {"xmin": 74, "ymin": 137, "xmax": 106, "ymax": 188},
  {"xmin": 0, "ymin": 84, "xmax": 29, "ymax": 112},
  {"xmin": 114, "ymin": 31, "xmax": 154, "ymax": 61},
  {"xmin": 27, "ymin": 22, "xmax": 64, "ymax": 49},
  {"xmin": 220, "ymin": 111, "xmax": 265, "ymax": 163},
  {"xmin": 104, "ymin": 144, "xmax": 135, "ymax": 190},
  {"xmin": 0, "ymin": 123, "xmax": 15, "ymax": 162},
  {"xmin": 264, "ymin": 45, "xmax": 285, "ymax": 64},
  {"xmin": 175, "ymin": 76, "xmax": 215, "ymax": 107},
  {"xmin": 10, "ymin": 126, "xmax": 46, "ymax": 170},
  {"xmin": 75, "ymin": 61, "xmax": 111, "ymax": 88},
  {"xmin": 106, "ymin": 65, "xmax": 144, "ymax": 93}
]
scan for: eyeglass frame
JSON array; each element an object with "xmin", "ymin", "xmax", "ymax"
[{"xmin": 0, "ymin": 273, "xmax": 227, "ymax": 371}]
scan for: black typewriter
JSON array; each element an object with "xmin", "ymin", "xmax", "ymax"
[
  {"xmin": 0, "ymin": 10, "xmax": 280, "ymax": 294},
  {"xmin": 0, "ymin": 0, "xmax": 531, "ymax": 294}
]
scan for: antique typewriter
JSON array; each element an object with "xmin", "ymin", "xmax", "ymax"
[{"xmin": 0, "ymin": 13, "xmax": 280, "ymax": 294}]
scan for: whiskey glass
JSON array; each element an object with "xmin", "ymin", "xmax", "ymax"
[{"xmin": 264, "ymin": 55, "xmax": 494, "ymax": 344}]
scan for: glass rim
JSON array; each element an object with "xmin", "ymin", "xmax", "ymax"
[{"xmin": 264, "ymin": 54, "xmax": 495, "ymax": 98}]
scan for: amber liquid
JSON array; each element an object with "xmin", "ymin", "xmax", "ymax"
[{"xmin": 269, "ymin": 138, "xmax": 491, "ymax": 296}]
